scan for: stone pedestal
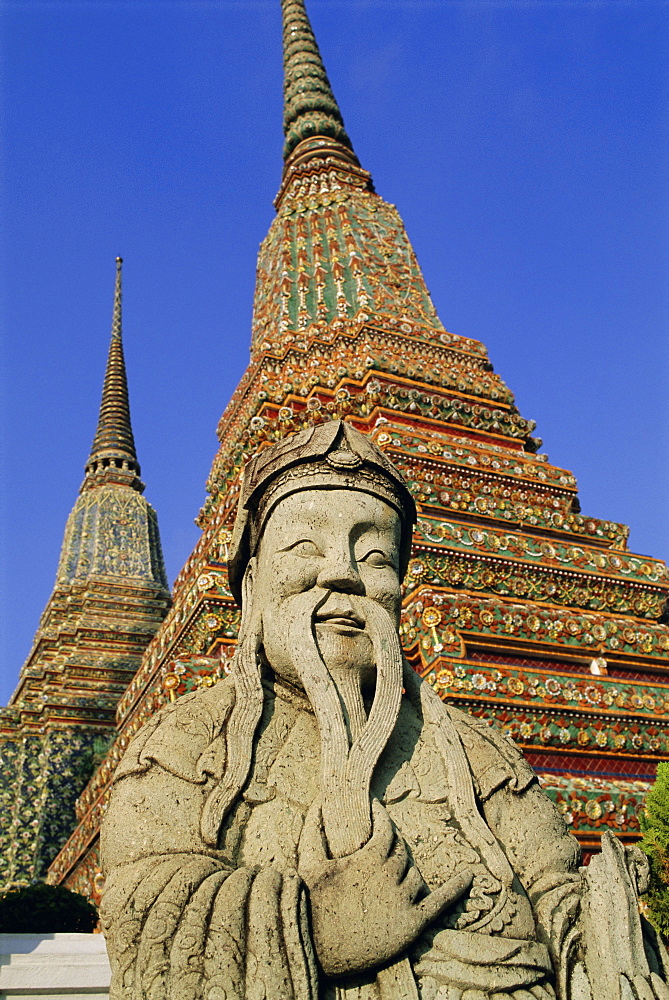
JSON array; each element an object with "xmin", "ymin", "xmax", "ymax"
[{"xmin": 0, "ymin": 933, "xmax": 110, "ymax": 999}]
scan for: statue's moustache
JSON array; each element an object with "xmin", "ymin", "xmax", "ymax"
[
  {"xmin": 291, "ymin": 588, "xmax": 388, "ymax": 636},
  {"xmin": 313, "ymin": 604, "xmax": 366, "ymax": 629},
  {"xmin": 287, "ymin": 588, "xmax": 404, "ymax": 859}
]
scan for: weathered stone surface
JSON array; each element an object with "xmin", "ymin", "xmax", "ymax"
[{"xmin": 100, "ymin": 422, "xmax": 669, "ymax": 1000}]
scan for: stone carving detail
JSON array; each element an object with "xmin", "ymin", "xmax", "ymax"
[{"xmin": 101, "ymin": 421, "xmax": 669, "ymax": 1000}]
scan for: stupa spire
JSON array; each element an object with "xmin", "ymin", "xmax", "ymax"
[
  {"xmin": 252, "ymin": 0, "xmax": 438, "ymax": 347},
  {"xmin": 281, "ymin": 0, "xmax": 358, "ymax": 166},
  {"xmin": 83, "ymin": 257, "xmax": 143, "ymax": 492}
]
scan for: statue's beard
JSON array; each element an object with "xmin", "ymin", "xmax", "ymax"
[
  {"xmin": 286, "ymin": 589, "xmax": 404, "ymax": 859},
  {"xmin": 312, "ymin": 615, "xmax": 376, "ymax": 704},
  {"xmin": 200, "ymin": 587, "xmax": 404, "ymax": 858}
]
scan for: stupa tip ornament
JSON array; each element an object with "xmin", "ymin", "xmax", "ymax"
[
  {"xmin": 281, "ymin": 0, "xmax": 357, "ymax": 164},
  {"xmin": 83, "ymin": 256, "xmax": 144, "ymax": 493},
  {"xmin": 111, "ymin": 256, "xmax": 123, "ymax": 340}
]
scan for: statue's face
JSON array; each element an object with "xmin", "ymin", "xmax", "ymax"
[{"xmin": 250, "ymin": 488, "xmax": 402, "ymax": 686}]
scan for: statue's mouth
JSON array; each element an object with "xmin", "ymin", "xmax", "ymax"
[{"xmin": 315, "ymin": 608, "xmax": 365, "ymax": 632}]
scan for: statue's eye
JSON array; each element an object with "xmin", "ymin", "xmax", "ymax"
[
  {"xmin": 286, "ymin": 539, "xmax": 322, "ymax": 557},
  {"xmin": 359, "ymin": 549, "xmax": 393, "ymax": 568}
]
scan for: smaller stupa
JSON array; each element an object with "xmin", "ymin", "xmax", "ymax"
[{"xmin": 0, "ymin": 259, "xmax": 171, "ymax": 889}]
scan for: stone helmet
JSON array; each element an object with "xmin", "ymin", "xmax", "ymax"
[{"xmin": 227, "ymin": 420, "xmax": 416, "ymax": 606}]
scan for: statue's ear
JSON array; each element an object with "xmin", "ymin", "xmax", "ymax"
[{"xmin": 240, "ymin": 557, "xmax": 257, "ymax": 632}]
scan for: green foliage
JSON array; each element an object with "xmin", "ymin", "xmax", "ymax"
[
  {"xmin": 0, "ymin": 882, "xmax": 98, "ymax": 934},
  {"xmin": 639, "ymin": 761, "xmax": 669, "ymax": 935}
]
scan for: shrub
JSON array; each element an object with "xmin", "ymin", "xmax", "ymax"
[
  {"xmin": 639, "ymin": 761, "xmax": 669, "ymax": 936},
  {"xmin": 0, "ymin": 882, "xmax": 98, "ymax": 934}
]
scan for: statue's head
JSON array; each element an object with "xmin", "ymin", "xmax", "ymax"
[
  {"xmin": 202, "ymin": 422, "xmax": 415, "ymax": 848},
  {"xmin": 228, "ymin": 421, "xmax": 416, "ymax": 688},
  {"xmin": 228, "ymin": 420, "xmax": 416, "ymax": 604}
]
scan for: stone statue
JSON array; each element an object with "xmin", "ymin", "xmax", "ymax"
[{"xmin": 100, "ymin": 420, "xmax": 669, "ymax": 1000}]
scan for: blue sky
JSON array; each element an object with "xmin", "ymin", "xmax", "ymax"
[{"xmin": 1, "ymin": 0, "xmax": 668, "ymax": 705}]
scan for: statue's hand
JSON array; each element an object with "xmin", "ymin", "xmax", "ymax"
[{"xmin": 298, "ymin": 798, "xmax": 472, "ymax": 977}]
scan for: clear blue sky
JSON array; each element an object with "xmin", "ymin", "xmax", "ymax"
[{"xmin": 1, "ymin": 0, "xmax": 668, "ymax": 705}]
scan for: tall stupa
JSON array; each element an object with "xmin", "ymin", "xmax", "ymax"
[{"xmin": 48, "ymin": 0, "xmax": 669, "ymax": 901}]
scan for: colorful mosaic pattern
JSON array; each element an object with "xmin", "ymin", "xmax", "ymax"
[
  {"xmin": 253, "ymin": 193, "xmax": 443, "ymax": 344},
  {"xmin": 406, "ymin": 545, "xmax": 667, "ymax": 620},
  {"xmin": 62, "ymin": 842, "xmax": 103, "ymax": 906},
  {"xmin": 538, "ymin": 773, "xmax": 650, "ymax": 845},
  {"xmin": 402, "ymin": 588, "xmax": 669, "ymax": 660},
  {"xmin": 0, "ymin": 729, "xmax": 109, "ymax": 886},
  {"xmin": 57, "ymin": 486, "xmax": 167, "ymax": 586}
]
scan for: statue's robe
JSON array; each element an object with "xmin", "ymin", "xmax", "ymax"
[{"xmin": 99, "ymin": 667, "xmax": 617, "ymax": 1000}]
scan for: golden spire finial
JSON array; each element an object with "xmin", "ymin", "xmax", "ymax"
[{"xmin": 83, "ymin": 258, "xmax": 143, "ymax": 492}]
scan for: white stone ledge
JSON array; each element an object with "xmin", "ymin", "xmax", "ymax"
[{"xmin": 0, "ymin": 934, "xmax": 110, "ymax": 999}]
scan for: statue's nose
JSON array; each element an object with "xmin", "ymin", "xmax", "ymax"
[{"xmin": 316, "ymin": 552, "xmax": 364, "ymax": 594}]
